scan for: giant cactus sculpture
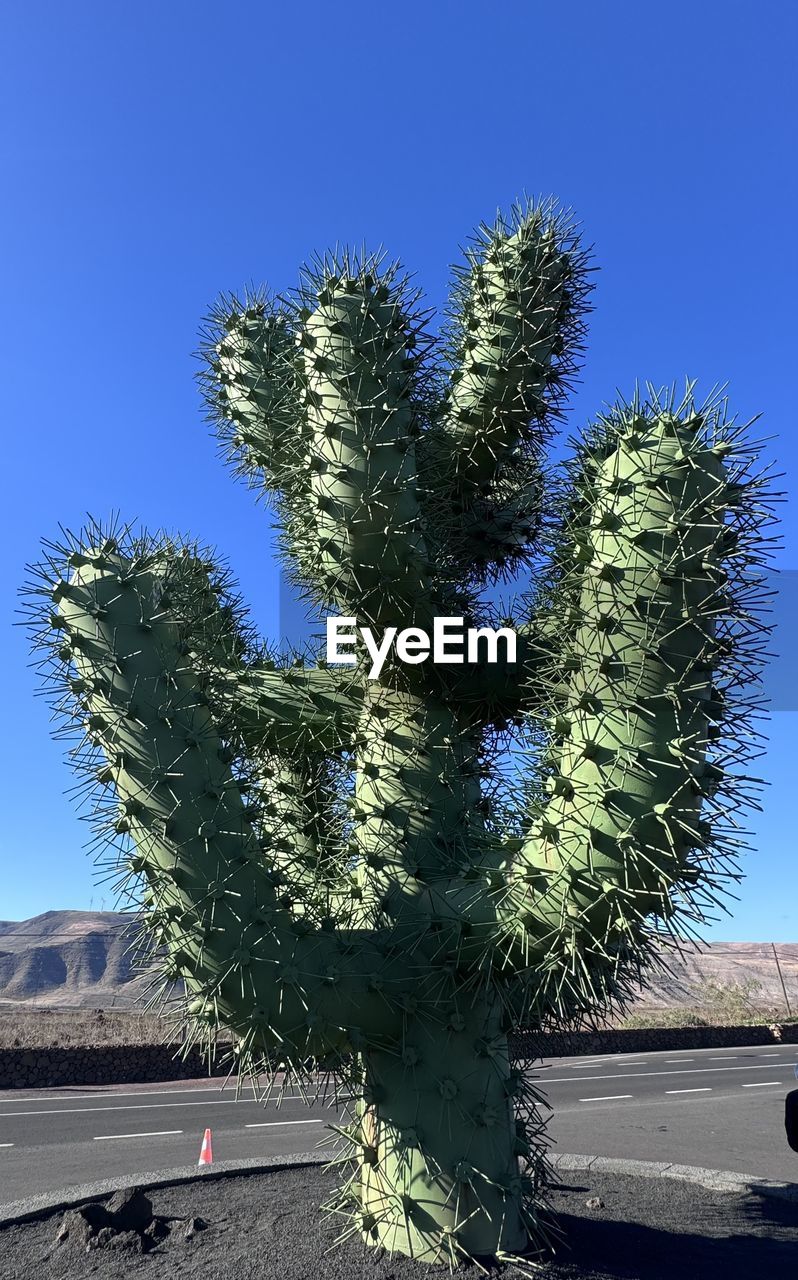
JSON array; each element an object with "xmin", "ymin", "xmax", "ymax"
[{"xmin": 26, "ymin": 199, "xmax": 775, "ymax": 1265}]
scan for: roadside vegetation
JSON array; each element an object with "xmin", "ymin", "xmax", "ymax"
[{"xmin": 619, "ymin": 979, "xmax": 797, "ymax": 1030}]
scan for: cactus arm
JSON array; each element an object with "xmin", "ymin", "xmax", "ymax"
[
  {"xmin": 443, "ymin": 209, "xmax": 574, "ymax": 475},
  {"xmin": 49, "ymin": 545, "xmax": 417, "ymax": 1058},
  {"xmin": 423, "ymin": 202, "xmax": 588, "ymax": 572},
  {"xmin": 505, "ymin": 396, "xmax": 769, "ymax": 1018},
  {"xmin": 255, "ymin": 752, "xmax": 350, "ymax": 915},
  {"xmin": 199, "ymin": 294, "xmax": 308, "ymax": 505},
  {"xmin": 350, "ymin": 685, "xmax": 486, "ymax": 919},
  {"xmin": 203, "ymin": 266, "xmax": 439, "ymax": 628},
  {"xmin": 229, "ymin": 662, "xmax": 361, "ymax": 756},
  {"xmin": 228, "ymin": 628, "xmax": 552, "ymax": 756},
  {"xmin": 297, "ymin": 264, "xmax": 435, "ymax": 628}
]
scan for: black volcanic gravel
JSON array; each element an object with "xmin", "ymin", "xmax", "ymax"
[{"xmin": 0, "ymin": 1165, "xmax": 795, "ymax": 1280}]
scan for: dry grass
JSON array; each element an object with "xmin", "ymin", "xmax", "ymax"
[
  {"xmin": 619, "ymin": 1005, "xmax": 797, "ymax": 1031},
  {"xmin": 0, "ymin": 1006, "xmax": 182, "ymax": 1048}
]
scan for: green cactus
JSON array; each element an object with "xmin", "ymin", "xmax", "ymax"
[{"xmin": 25, "ymin": 199, "xmax": 776, "ymax": 1266}]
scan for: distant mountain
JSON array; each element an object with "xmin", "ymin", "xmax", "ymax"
[
  {"xmin": 0, "ymin": 911, "xmax": 146, "ymax": 1007},
  {"xmin": 0, "ymin": 911, "xmax": 796, "ymax": 1013},
  {"xmin": 634, "ymin": 939, "xmax": 798, "ymax": 1011}
]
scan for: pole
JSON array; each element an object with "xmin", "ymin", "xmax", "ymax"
[{"xmin": 772, "ymin": 942, "xmax": 792, "ymax": 1017}]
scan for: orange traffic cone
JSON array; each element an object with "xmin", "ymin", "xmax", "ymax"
[{"xmin": 198, "ymin": 1128, "xmax": 213, "ymax": 1167}]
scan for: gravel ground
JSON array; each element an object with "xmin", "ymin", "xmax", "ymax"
[{"xmin": 0, "ymin": 1165, "xmax": 795, "ymax": 1280}]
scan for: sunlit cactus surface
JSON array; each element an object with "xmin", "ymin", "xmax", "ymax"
[{"xmin": 25, "ymin": 199, "xmax": 777, "ymax": 1266}]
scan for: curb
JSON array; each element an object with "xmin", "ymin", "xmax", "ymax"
[
  {"xmin": 0, "ymin": 1151, "xmax": 328, "ymax": 1228},
  {"xmin": 0, "ymin": 1151, "xmax": 795, "ymax": 1228},
  {"xmin": 549, "ymin": 1153, "xmax": 798, "ymax": 1203}
]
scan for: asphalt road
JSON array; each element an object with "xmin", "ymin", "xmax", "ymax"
[{"xmin": 0, "ymin": 1043, "xmax": 796, "ymax": 1205}]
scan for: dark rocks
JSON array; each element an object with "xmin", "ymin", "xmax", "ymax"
[
  {"xmin": 146, "ymin": 1218, "xmax": 172, "ymax": 1244},
  {"xmin": 56, "ymin": 1203, "xmax": 112, "ymax": 1248},
  {"xmin": 54, "ymin": 1186, "xmax": 200, "ymax": 1253},
  {"xmin": 106, "ymin": 1187, "xmax": 153, "ymax": 1232},
  {"xmin": 88, "ymin": 1226, "xmax": 144, "ymax": 1254}
]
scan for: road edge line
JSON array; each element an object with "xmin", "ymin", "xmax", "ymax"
[{"xmin": 549, "ymin": 1153, "xmax": 798, "ymax": 1201}]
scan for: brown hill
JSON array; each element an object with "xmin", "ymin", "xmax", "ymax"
[
  {"xmin": 636, "ymin": 940, "xmax": 798, "ymax": 1012},
  {"xmin": 0, "ymin": 911, "xmax": 146, "ymax": 1008}
]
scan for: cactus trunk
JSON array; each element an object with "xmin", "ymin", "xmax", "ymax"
[{"xmin": 354, "ymin": 1004, "xmax": 528, "ymax": 1262}]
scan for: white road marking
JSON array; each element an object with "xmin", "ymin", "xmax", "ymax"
[
  {"xmin": 0, "ymin": 1086, "xmax": 228, "ymax": 1104},
  {"xmin": 709, "ymin": 1056, "xmax": 738, "ymax": 1060},
  {"xmin": 665, "ymin": 1088, "xmax": 712, "ymax": 1095},
  {"xmin": 568, "ymin": 1044, "xmax": 786, "ymax": 1062},
  {"xmin": 742, "ymin": 1082, "xmax": 783, "ymax": 1088},
  {"xmin": 245, "ymin": 1119, "xmax": 324, "ymax": 1128},
  {"xmin": 0, "ymin": 1143, "xmax": 13, "ymax": 1148},
  {"xmin": 0, "ymin": 1095, "xmax": 344, "ymax": 1119},
  {"xmin": 0, "ymin": 1086, "xmax": 315, "ymax": 1106},
  {"xmin": 542, "ymin": 1062, "xmax": 792, "ymax": 1085},
  {"xmin": 665, "ymin": 1059, "xmax": 695, "ymax": 1064},
  {"xmin": 0, "ymin": 1099, "xmax": 242, "ymax": 1118},
  {"xmin": 578, "ymin": 1095, "xmax": 634, "ymax": 1102},
  {"xmin": 542, "ymin": 1057, "xmax": 618, "ymax": 1067},
  {"xmin": 758, "ymin": 1054, "xmax": 781, "ymax": 1058},
  {"xmin": 94, "ymin": 1130, "xmax": 183, "ymax": 1141}
]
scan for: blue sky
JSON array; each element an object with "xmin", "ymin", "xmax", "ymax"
[{"xmin": 1, "ymin": 2, "xmax": 796, "ymax": 938}]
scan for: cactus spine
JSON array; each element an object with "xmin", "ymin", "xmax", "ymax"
[{"xmin": 26, "ymin": 199, "xmax": 775, "ymax": 1266}]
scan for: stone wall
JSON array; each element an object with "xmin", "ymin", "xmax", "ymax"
[
  {"xmin": 1, "ymin": 1023, "xmax": 796, "ymax": 1088},
  {"xmin": 0, "ymin": 1045, "xmax": 228, "ymax": 1090},
  {"xmin": 511, "ymin": 1022, "xmax": 798, "ymax": 1059}
]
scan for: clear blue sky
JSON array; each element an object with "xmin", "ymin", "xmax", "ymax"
[{"xmin": 1, "ymin": 2, "xmax": 796, "ymax": 938}]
